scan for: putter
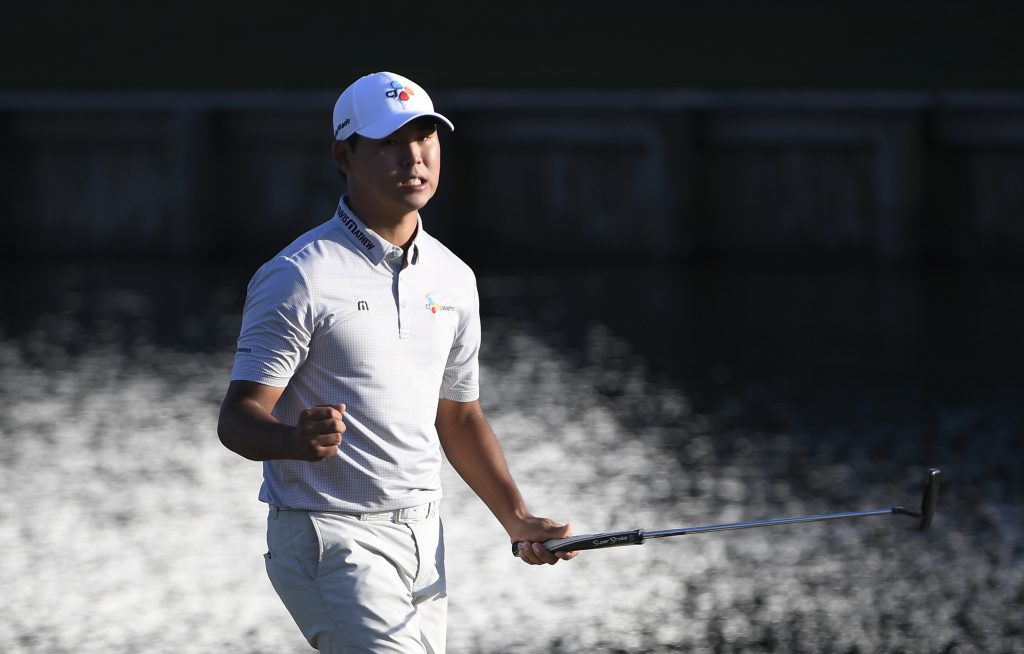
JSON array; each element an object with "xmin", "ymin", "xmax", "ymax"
[{"xmin": 513, "ymin": 468, "xmax": 940, "ymax": 557}]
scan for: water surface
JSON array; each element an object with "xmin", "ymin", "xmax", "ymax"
[{"xmin": 0, "ymin": 262, "xmax": 1020, "ymax": 652}]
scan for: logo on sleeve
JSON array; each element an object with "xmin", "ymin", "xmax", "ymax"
[{"xmin": 425, "ymin": 295, "xmax": 456, "ymax": 314}]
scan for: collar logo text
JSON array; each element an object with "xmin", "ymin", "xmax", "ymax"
[{"xmin": 336, "ymin": 204, "xmax": 376, "ymax": 251}]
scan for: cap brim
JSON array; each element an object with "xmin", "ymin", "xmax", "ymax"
[{"xmin": 356, "ymin": 112, "xmax": 454, "ymax": 139}]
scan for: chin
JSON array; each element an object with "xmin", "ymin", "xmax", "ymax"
[{"xmin": 398, "ymin": 189, "xmax": 436, "ymax": 211}]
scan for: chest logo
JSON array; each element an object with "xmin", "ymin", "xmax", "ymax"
[
  {"xmin": 425, "ymin": 295, "xmax": 456, "ymax": 314},
  {"xmin": 357, "ymin": 300, "xmax": 369, "ymax": 311}
]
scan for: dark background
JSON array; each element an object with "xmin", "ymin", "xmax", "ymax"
[
  {"xmin": 5, "ymin": 1, "xmax": 1024, "ymax": 91},
  {"xmin": 4, "ymin": 1, "xmax": 1024, "ymax": 270}
]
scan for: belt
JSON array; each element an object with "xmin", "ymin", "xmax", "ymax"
[
  {"xmin": 270, "ymin": 501, "xmax": 438, "ymax": 524},
  {"xmin": 357, "ymin": 501, "xmax": 437, "ymax": 523}
]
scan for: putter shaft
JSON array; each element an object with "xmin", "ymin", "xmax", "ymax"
[
  {"xmin": 512, "ymin": 469, "xmax": 939, "ymax": 557},
  {"xmin": 644, "ymin": 508, "xmax": 899, "ymax": 539}
]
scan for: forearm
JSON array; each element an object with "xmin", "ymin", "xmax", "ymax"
[
  {"xmin": 218, "ymin": 396, "xmax": 298, "ymax": 461},
  {"xmin": 436, "ymin": 399, "xmax": 577, "ymax": 564},
  {"xmin": 438, "ymin": 408, "xmax": 529, "ymax": 534}
]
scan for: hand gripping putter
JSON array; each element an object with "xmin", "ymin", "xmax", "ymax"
[{"xmin": 513, "ymin": 468, "xmax": 940, "ymax": 557}]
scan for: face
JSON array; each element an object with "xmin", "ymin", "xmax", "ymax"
[{"xmin": 334, "ymin": 117, "xmax": 441, "ymax": 220}]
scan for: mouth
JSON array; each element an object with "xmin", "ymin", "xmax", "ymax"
[{"xmin": 398, "ymin": 176, "xmax": 427, "ymax": 189}]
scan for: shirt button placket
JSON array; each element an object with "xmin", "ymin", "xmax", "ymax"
[{"xmin": 394, "ymin": 247, "xmax": 412, "ymax": 339}]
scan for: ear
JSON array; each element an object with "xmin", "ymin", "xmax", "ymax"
[{"xmin": 332, "ymin": 140, "xmax": 350, "ymax": 174}]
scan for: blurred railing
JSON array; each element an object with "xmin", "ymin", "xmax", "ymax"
[{"xmin": 2, "ymin": 90, "xmax": 1023, "ymax": 266}]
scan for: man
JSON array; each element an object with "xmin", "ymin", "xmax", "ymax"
[{"xmin": 217, "ymin": 71, "xmax": 576, "ymax": 653}]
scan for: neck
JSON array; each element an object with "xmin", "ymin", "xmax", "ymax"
[
  {"xmin": 345, "ymin": 196, "xmax": 418, "ymax": 248},
  {"xmin": 372, "ymin": 218, "xmax": 418, "ymax": 250}
]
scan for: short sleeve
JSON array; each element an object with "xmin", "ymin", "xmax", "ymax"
[
  {"xmin": 230, "ymin": 257, "xmax": 315, "ymax": 387},
  {"xmin": 439, "ymin": 280, "xmax": 481, "ymax": 402}
]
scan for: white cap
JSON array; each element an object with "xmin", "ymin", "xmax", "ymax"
[{"xmin": 332, "ymin": 71, "xmax": 454, "ymax": 141}]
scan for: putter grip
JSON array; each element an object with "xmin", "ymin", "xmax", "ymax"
[{"xmin": 512, "ymin": 529, "xmax": 644, "ymax": 557}]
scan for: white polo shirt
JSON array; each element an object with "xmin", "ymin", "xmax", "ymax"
[{"xmin": 231, "ymin": 197, "xmax": 481, "ymax": 513}]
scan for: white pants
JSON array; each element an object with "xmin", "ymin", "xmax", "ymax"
[{"xmin": 264, "ymin": 503, "xmax": 447, "ymax": 653}]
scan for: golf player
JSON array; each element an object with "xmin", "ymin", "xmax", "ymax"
[{"xmin": 217, "ymin": 71, "xmax": 576, "ymax": 653}]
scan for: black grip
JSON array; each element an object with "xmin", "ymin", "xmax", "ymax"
[{"xmin": 512, "ymin": 529, "xmax": 644, "ymax": 557}]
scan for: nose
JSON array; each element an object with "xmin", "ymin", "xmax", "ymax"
[{"xmin": 400, "ymin": 140, "xmax": 423, "ymax": 167}]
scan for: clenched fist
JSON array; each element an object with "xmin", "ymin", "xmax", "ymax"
[{"xmin": 292, "ymin": 404, "xmax": 347, "ymax": 461}]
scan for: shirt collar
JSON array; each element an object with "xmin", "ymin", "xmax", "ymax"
[
  {"xmin": 408, "ymin": 218, "xmax": 423, "ymax": 266},
  {"xmin": 334, "ymin": 196, "xmax": 422, "ymax": 267}
]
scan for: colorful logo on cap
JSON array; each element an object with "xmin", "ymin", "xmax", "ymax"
[{"xmin": 386, "ymin": 80, "xmax": 415, "ymax": 102}]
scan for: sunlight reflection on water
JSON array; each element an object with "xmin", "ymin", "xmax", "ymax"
[{"xmin": 0, "ymin": 266, "xmax": 1021, "ymax": 653}]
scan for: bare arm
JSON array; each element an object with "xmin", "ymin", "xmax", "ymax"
[
  {"xmin": 436, "ymin": 398, "xmax": 577, "ymax": 565},
  {"xmin": 217, "ymin": 380, "xmax": 346, "ymax": 462}
]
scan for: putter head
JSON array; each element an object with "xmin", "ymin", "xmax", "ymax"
[{"xmin": 918, "ymin": 468, "xmax": 941, "ymax": 531}]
